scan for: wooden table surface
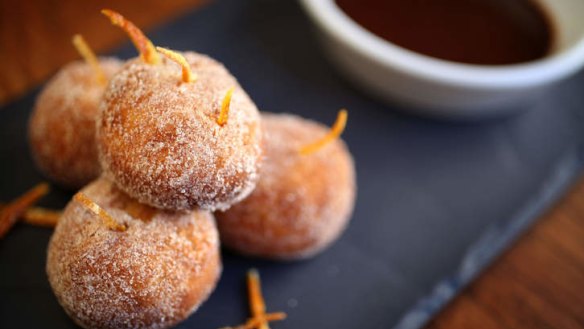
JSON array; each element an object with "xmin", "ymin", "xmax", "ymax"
[{"xmin": 1, "ymin": 0, "xmax": 583, "ymax": 328}]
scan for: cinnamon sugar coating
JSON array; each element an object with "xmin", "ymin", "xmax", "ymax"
[
  {"xmin": 28, "ymin": 58, "xmax": 123, "ymax": 189},
  {"xmin": 216, "ymin": 113, "xmax": 356, "ymax": 260},
  {"xmin": 47, "ymin": 178, "xmax": 221, "ymax": 329},
  {"xmin": 97, "ymin": 52, "xmax": 262, "ymax": 211}
]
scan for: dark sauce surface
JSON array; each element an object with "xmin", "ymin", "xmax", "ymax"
[{"xmin": 336, "ymin": 0, "xmax": 553, "ymax": 65}]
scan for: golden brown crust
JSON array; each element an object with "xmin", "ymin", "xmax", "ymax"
[
  {"xmin": 28, "ymin": 58, "xmax": 122, "ymax": 189},
  {"xmin": 97, "ymin": 52, "xmax": 262, "ymax": 211},
  {"xmin": 47, "ymin": 177, "xmax": 221, "ymax": 329},
  {"xmin": 216, "ymin": 113, "xmax": 357, "ymax": 260}
]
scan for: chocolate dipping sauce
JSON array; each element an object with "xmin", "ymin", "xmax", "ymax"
[{"xmin": 336, "ymin": 0, "xmax": 553, "ymax": 65}]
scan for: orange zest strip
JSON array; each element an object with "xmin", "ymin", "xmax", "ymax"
[
  {"xmin": 299, "ymin": 109, "xmax": 348, "ymax": 156},
  {"xmin": 21, "ymin": 207, "xmax": 61, "ymax": 227},
  {"xmin": 123, "ymin": 201, "xmax": 157, "ymax": 222},
  {"xmin": 72, "ymin": 34, "xmax": 106, "ymax": 85},
  {"xmin": 220, "ymin": 269, "xmax": 286, "ymax": 329},
  {"xmin": 217, "ymin": 87, "xmax": 235, "ymax": 126},
  {"xmin": 0, "ymin": 203, "xmax": 61, "ymax": 228},
  {"xmin": 101, "ymin": 9, "xmax": 160, "ymax": 65},
  {"xmin": 221, "ymin": 313, "xmax": 287, "ymax": 329},
  {"xmin": 0, "ymin": 183, "xmax": 49, "ymax": 239},
  {"xmin": 241, "ymin": 313, "xmax": 287, "ymax": 329},
  {"xmin": 74, "ymin": 193, "xmax": 126, "ymax": 232},
  {"xmin": 156, "ymin": 47, "xmax": 196, "ymax": 83},
  {"xmin": 248, "ymin": 269, "xmax": 267, "ymax": 324}
]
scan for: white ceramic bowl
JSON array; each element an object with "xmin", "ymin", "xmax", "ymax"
[{"xmin": 300, "ymin": 0, "xmax": 584, "ymax": 118}]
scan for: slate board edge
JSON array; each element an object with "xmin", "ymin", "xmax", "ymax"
[{"xmin": 393, "ymin": 145, "xmax": 584, "ymax": 329}]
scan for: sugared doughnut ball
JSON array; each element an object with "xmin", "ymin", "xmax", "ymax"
[
  {"xmin": 216, "ymin": 113, "xmax": 356, "ymax": 260},
  {"xmin": 28, "ymin": 58, "xmax": 122, "ymax": 189},
  {"xmin": 47, "ymin": 178, "xmax": 221, "ymax": 329},
  {"xmin": 97, "ymin": 52, "xmax": 262, "ymax": 211}
]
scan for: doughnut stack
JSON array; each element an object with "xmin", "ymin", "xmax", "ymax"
[{"xmin": 33, "ymin": 10, "xmax": 356, "ymax": 329}]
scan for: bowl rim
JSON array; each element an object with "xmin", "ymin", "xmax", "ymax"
[{"xmin": 300, "ymin": 0, "xmax": 584, "ymax": 90}]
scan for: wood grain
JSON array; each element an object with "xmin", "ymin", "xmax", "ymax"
[
  {"xmin": 1, "ymin": 0, "xmax": 583, "ymax": 327},
  {"xmin": 0, "ymin": 0, "xmax": 208, "ymax": 106},
  {"xmin": 427, "ymin": 178, "xmax": 584, "ymax": 329}
]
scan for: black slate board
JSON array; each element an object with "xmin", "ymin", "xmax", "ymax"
[{"xmin": 2, "ymin": 1, "xmax": 584, "ymax": 328}]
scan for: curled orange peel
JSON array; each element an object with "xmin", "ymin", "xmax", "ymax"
[
  {"xmin": 0, "ymin": 183, "xmax": 50, "ymax": 239},
  {"xmin": 72, "ymin": 34, "xmax": 106, "ymax": 85},
  {"xmin": 248, "ymin": 269, "xmax": 266, "ymax": 320},
  {"xmin": 74, "ymin": 192, "xmax": 126, "ymax": 232},
  {"xmin": 123, "ymin": 200, "xmax": 157, "ymax": 222},
  {"xmin": 156, "ymin": 47, "xmax": 196, "ymax": 83},
  {"xmin": 299, "ymin": 109, "xmax": 348, "ymax": 156},
  {"xmin": 217, "ymin": 87, "xmax": 235, "ymax": 126},
  {"xmin": 101, "ymin": 9, "xmax": 160, "ymax": 65},
  {"xmin": 220, "ymin": 269, "xmax": 287, "ymax": 329},
  {"xmin": 21, "ymin": 207, "xmax": 61, "ymax": 227},
  {"xmin": 223, "ymin": 313, "xmax": 287, "ymax": 329},
  {"xmin": 0, "ymin": 203, "xmax": 61, "ymax": 228}
]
